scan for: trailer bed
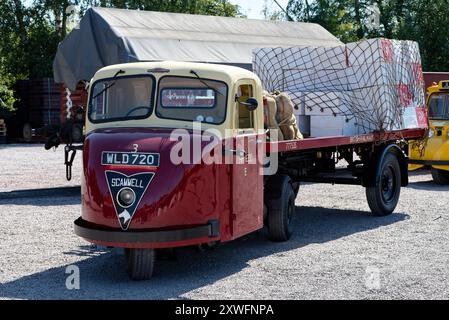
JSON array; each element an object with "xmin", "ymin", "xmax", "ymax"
[{"xmin": 267, "ymin": 128, "xmax": 426, "ymax": 153}]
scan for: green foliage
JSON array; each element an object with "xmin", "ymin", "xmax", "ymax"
[
  {"xmin": 396, "ymin": 0, "xmax": 449, "ymax": 71},
  {"xmin": 0, "ymin": 70, "xmax": 16, "ymax": 115},
  {"xmin": 287, "ymin": 0, "xmax": 449, "ymax": 71},
  {"xmin": 0, "ymin": 0, "xmax": 243, "ymax": 111},
  {"xmin": 78, "ymin": 0, "xmax": 242, "ymax": 16}
]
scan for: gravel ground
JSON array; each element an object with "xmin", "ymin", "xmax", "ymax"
[{"xmin": 0, "ymin": 144, "xmax": 448, "ymax": 300}]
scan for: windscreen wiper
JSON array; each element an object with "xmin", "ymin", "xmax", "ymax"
[
  {"xmin": 92, "ymin": 69, "xmax": 125, "ymax": 100},
  {"xmin": 190, "ymin": 70, "xmax": 223, "ymax": 96}
]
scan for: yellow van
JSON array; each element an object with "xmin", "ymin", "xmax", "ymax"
[{"xmin": 409, "ymin": 81, "xmax": 449, "ymax": 184}]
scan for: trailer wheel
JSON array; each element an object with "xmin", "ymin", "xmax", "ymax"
[
  {"xmin": 366, "ymin": 153, "xmax": 401, "ymax": 216},
  {"xmin": 124, "ymin": 248, "xmax": 155, "ymax": 280},
  {"xmin": 266, "ymin": 175, "xmax": 295, "ymax": 242},
  {"xmin": 431, "ymin": 168, "xmax": 449, "ymax": 185}
]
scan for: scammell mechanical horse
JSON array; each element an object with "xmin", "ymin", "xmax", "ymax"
[{"xmin": 71, "ymin": 61, "xmax": 426, "ymax": 279}]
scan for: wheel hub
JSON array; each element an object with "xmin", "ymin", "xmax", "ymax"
[{"xmin": 381, "ymin": 166, "xmax": 395, "ymax": 202}]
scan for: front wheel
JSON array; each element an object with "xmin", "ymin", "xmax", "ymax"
[
  {"xmin": 431, "ymin": 168, "xmax": 449, "ymax": 185},
  {"xmin": 366, "ymin": 153, "xmax": 401, "ymax": 216},
  {"xmin": 265, "ymin": 175, "xmax": 295, "ymax": 242},
  {"xmin": 124, "ymin": 248, "xmax": 155, "ymax": 280}
]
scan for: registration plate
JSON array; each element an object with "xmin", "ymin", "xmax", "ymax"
[{"xmin": 101, "ymin": 151, "xmax": 160, "ymax": 167}]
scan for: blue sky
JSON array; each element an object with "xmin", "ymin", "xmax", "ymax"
[{"xmin": 231, "ymin": 0, "xmax": 289, "ymax": 19}]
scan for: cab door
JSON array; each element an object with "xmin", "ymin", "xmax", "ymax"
[
  {"xmin": 427, "ymin": 93, "xmax": 449, "ymax": 172},
  {"xmin": 230, "ymin": 81, "xmax": 263, "ymax": 239}
]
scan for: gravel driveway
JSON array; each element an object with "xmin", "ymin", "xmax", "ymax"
[{"xmin": 0, "ymin": 144, "xmax": 448, "ymax": 299}]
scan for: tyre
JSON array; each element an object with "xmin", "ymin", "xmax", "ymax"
[
  {"xmin": 431, "ymin": 168, "xmax": 449, "ymax": 185},
  {"xmin": 366, "ymin": 152, "xmax": 401, "ymax": 216},
  {"xmin": 124, "ymin": 248, "xmax": 155, "ymax": 280},
  {"xmin": 265, "ymin": 175, "xmax": 295, "ymax": 242},
  {"xmin": 22, "ymin": 123, "xmax": 32, "ymax": 142},
  {"xmin": 291, "ymin": 181, "xmax": 300, "ymax": 197}
]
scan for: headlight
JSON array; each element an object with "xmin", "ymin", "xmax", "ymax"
[
  {"xmin": 429, "ymin": 129, "xmax": 434, "ymax": 138},
  {"xmin": 117, "ymin": 187, "xmax": 135, "ymax": 208}
]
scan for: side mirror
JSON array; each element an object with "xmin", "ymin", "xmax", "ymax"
[{"xmin": 238, "ymin": 97, "xmax": 258, "ymax": 111}]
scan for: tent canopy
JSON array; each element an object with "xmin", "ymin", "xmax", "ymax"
[{"xmin": 53, "ymin": 7, "xmax": 342, "ymax": 90}]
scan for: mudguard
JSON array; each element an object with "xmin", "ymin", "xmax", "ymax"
[{"xmin": 362, "ymin": 143, "xmax": 408, "ymax": 187}]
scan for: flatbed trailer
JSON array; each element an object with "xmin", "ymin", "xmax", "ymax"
[
  {"xmin": 270, "ymin": 129, "xmax": 424, "ymax": 181},
  {"xmin": 271, "ymin": 128, "xmax": 425, "ymax": 153},
  {"xmin": 261, "ymin": 128, "xmax": 425, "ymax": 219}
]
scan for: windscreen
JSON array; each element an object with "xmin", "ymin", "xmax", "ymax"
[
  {"xmin": 428, "ymin": 93, "xmax": 449, "ymax": 120},
  {"xmin": 156, "ymin": 76, "xmax": 227, "ymax": 124},
  {"xmin": 89, "ymin": 75, "xmax": 154, "ymax": 123}
]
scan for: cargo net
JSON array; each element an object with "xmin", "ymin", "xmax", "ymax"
[{"xmin": 253, "ymin": 39, "xmax": 427, "ymax": 135}]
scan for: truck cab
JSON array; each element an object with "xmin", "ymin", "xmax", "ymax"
[
  {"xmin": 409, "ymin": 81, "xmax": 449, "ymax": 184},
  {"xmin": 75, "ymin": 61, "xmax": 269, "ymax": 279}
]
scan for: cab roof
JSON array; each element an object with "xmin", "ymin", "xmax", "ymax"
[
  {"xmin": 428, "ymin": 80, "xmax": 449, "ymax": 94},
  {"xmin": 93, "ymin": 61, "xmax": 260, "ymax": 83}
]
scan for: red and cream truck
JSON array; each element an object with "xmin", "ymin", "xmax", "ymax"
[{"xmin": 72, "ymin": 61, "xmax": 426, "ymax": 280}]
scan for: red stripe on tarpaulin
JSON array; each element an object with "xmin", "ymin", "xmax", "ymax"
[{"xmin": 59, "ymin": 82, "xmax": 88, "ymax": 124}]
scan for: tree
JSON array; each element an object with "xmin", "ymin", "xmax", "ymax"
[
  {"xmin": 0, "ymin": 0, "xmax": 243, "ymax": 111},
  {"xmin": 396, "ymin": 0, "xmax": 449, "ymax": 71},
  {"xmin": 0, "ymin": 65, "xmax": 16, "ymax": 115},
  {"xmin": 76, "ymin": 0, "xmax": 242, "ymax": 16},
  {"xmin": 287, "ymin": 0, "xmax": 354, "ymax": 41},
  {"xmin": 262, "ymin": 0, "xmax": 286, "ymax": 20},
  {"xmin": 287, "ymin": 0, "xmax": 449, "ymax": 71}
]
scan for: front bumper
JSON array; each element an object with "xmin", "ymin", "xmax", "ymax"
[{"xmin": 74, "ymin": 217, "xmax": 219, "ymax": 245}]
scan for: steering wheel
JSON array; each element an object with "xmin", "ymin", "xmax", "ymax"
[{"xmin": 125, "ymin": 106, "xmax": 151, "ymax": 117}]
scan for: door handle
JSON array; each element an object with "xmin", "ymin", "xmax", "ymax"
[{"xmin": 222, "ymin": 147, "xmax": 247, "ymax": 157}]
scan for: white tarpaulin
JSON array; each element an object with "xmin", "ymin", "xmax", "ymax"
[
  {"xmin": 53, "ymin": 7, "xmax": 342, "ymax": 90},
  {"xmin": 253, "ymin": 39, "xmax": 428, "ymax": 136}
]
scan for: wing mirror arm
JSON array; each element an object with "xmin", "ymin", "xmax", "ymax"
[{"xmin": 237, "ymin": 97, "xmax": 258, "ymax": 111}]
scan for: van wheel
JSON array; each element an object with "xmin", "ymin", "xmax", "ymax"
[
  {"xmin": 431, "ymin": 168, "xmax": 449, "ymax": 185},
  {"xmin": 265, "ymin": 175, "xmax": 295, "ymax": 242},
  {"xmin": 366, "ymin": 153, "xmax": 401, "ymax": 216},
  {"xmin": 124, "ymin": 248, "xmax": 155, "ymax": 280}
]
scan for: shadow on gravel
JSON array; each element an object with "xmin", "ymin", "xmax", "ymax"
[
  {"xmin": 0, "ymin": 143, "xmax": 46, "ymax": 149},
  {"xmin": 408, "ymin": 169, "xmax": 430, "ymax": 177},
  {"xmin": 406, "ymin": 180, "xmax": 449, "ymax": 191},
  {"xmin": 0, "ymin": 206, "xmax": 407, "ymax": 299},
  {"xmin": 0, "ymin": 186, "xmax": 81, "ymax": 206}
]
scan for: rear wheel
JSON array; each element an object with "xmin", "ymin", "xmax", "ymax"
[
  {"xmin": 124, "ymin": 248, "xmax": 155, "ymax": 280},
  {"xmin": 265, "ymin": 175, "xmax": 295, "ymax": 242},
  {"xmin": 366, "ymin": 153, "xmax": 401, "ymax": 216},
  {"xmin": 431, "ymin": 168, "xmax": 449, "ymax": 185}
]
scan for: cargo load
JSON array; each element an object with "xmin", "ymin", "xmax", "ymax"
[
  {"xmin": 263, "ymin": 91, "xmax": 303, "ymax": 141},
  {"xmin": 253, "ymin": 38, "xmax": 428, "ymax": 137}
]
